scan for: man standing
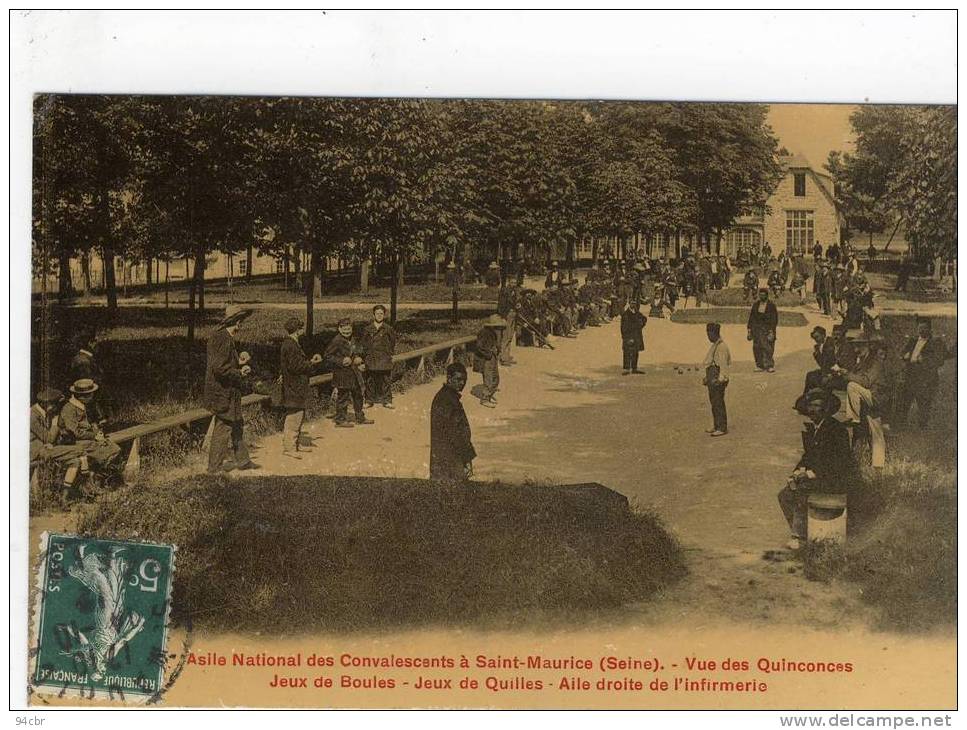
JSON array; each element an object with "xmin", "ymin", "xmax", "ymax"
[
  {"xmin": 742, "ymin": 268, "xmax": 759, "ymax": 303},
  {"xmin": 430, "ymin": 363, "xmax": 476, "ymax": 484},
  {"xmin": 896, "ymin": 317, "xmax": 948, "ymax": 428},
  {"xmin": 867, "ymin": 242, "xmax": 877, "ymax": 267},
  {"xmin": 473, "ymin": 314, "xmax": 504, "ymax": 408},
  {"xmin": 620, "ymin": 301, "xmax": 647, "ymax": 375},
  {"xmin": 747, "ymin": 288, "xmax": 778, "ymax": 373},
  {"xmin": 497, "ymin": 280, "xmax": 519, "ymax": 366},
  {"xmin": 204, "ymin": 306, "xmax": 258, "ymax": 472},
  {"xmin": 279, "ymin": 317, "xmax": 322, "ymax": 459},
  {"xmin": 815, "ymin": 261, "xmax": 832, "ymax": 316},
  {"xmin": 324, "ymin": 317, "xmax": 373, "ymax": 428},
  {"xmin": 361, "ymin": 304, "xmax": 397, "ymax": 408},
  {"xmin": 812, "ymin": 240, "xmax": 824, "ymax": 263},
  {"xmin": 702, "ymin": 322, "xmax": 731, "ymax": 437},
  {"xmin": 778, "ymin": 389, "xmax": 857, "ymax": 550}
]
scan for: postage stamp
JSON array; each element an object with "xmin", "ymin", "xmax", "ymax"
[{"xmin": 30, "ymin": 533, "xmax": 176, "ymax": 703}]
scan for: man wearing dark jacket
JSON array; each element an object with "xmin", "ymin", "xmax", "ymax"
[
  {"xmin": 204, "ymin": 306, "xmax": 257, "ymax": 473},
  {"xmin": 324, "ymin": 317, "xmax": 373, "ymax": 428},
  {"xmin": 620, "ymin": 302, "xmax": 647, "ymax": 375},
  {"xmin": 430, "ymin": 363, "xmax": 476, "ymax": 484},
  {"xmin": 778, "ymin": 389, "xmax": 858, "ymax": 549},
  {"xmin": 896, "ymin": 317, "xmax": 949, "ymax": 428},
  {"xmin": 361, "ymin": 304, "xmax": 397, "ymax": 409},
  {"xmin": 803, "ymin": 326, "xmax": 838, "ymax": 392},
  {"xmin": 279, "ymin": 317, "xmax": 322, "ymax": 459},
  {"xmin": 747, "ymin": 288, "xmax": 779, "ymax": 372}
]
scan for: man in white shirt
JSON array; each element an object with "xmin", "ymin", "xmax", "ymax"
[{"xmin": 701, "ymin": 322, "xmax": 731, "ymax": 436}]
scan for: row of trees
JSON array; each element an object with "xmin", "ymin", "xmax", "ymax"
[
  {"xmin": 827, "ymin": 105, "xmax": 956, "ymax": 260},
  {"xmin": 33, "ymin": 96, "xmax": 783, "ymax": 332}
]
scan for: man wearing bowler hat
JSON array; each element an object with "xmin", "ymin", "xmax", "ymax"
[{"xmin": 204, "ymin": 305, "xmax": 259, "ymax": 473}]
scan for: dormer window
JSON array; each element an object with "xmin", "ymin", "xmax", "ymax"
[{"xmin": 794, "ymin": 173, "xmax": 806, "ymax": 197}]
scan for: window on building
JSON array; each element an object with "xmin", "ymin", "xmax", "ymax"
[
  {"xmin": 275, "ymin": 258, "xmax": 285, "ymax": 274},
  {"xmin": 725, "ymin": 228, "xmax": 762, "ymax": 257},
  {"xmin": 238, "ymin": 259, "xmax": 248, "ymax": 277},
  {"xmin": 794, "ymin": 173, "xmax": 806, "ymax": 197},
  {"xmin": 785, "ymin": 210, "xmax": 814, "ymax": 254}
]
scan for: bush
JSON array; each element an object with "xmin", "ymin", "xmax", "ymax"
[{"xmin": 79, "ymin": 476, "xmax": 686, "ymax": 632}]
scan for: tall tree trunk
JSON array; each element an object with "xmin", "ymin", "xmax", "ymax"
[
  {"xmin": 195, "ymin": 247, "xmax": 206, "ymax": 311},
  {"xmin": 145, "ymin": 256, "xmax": 153, "ymax": 287},
  {"xmin": 591, "ymin": 236, "xmax": 598, "ymax": 263},
  {"xmin": 390, "ymin": 253, "xmax": 402, "ymax": 325},
  {"xmin": 102, "ymin": 243, "xmax": 118, "ymax": 311},
  {"xmin": 80, "ymin": 250, "xmax": 92, "ymax": 297},
  {"xmin": 246, "ymin": 244, "xmax": 253, "ymax": 280},
  {"xmin": 306, "ymin": 246, "xmax": 320, "ymax": 336},
  {"xmin": 57, "ymin": 249, "xmax": 74, "ymax": 302},
  {"xmin": 164, "ymin": 260, "xmax": 170, "ymax": 309}
]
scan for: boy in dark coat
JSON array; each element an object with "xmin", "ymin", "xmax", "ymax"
[
  {"xmin": 204, "ymin": 306, "xmax": 257, "ymax": 472},
  {"xmin": 429, "ymin": 363, "xmax": 476, "ymax": 483},
  {"xmin": 747, "ymin": 288, "xmax": 779, "ymax": 372},
  {"xmin": 361, "ymin": 304, "xmax": 397, "ymax": 408},
  {"xmin": 324, "ymin": 318, "xmax": 373, "ymax": 428},
  {"xmin": 279, "ymin": 317, "xmax": 322, "ymax": 458},
  {"xmin": 620, "ymin": 302, "xmax": 647, "ymax": 375}
]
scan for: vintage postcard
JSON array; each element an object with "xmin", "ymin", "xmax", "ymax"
[
  {"xmin": 12, "ymin": 10, "xmax": 958, "ymax": 718},
  {"xmin": 24, "ymin": 93, "xmax": 957, "ymax": 710}
]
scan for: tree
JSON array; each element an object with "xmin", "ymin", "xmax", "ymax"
[{"xmin": 654, "ymin": 103, "xmax": 783, "ymax": 253}]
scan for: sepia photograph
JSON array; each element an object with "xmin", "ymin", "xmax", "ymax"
[{"xmin": 10, "ymin": 9, "xmax": 959, "ymax": 719}]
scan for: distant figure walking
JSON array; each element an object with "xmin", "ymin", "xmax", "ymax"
[
  {"xmin": 701, "ymin": 322, "xmax": 731, "ymax": 437},
  {"xmin": 747, "ymin": 288, "xmax": 778, "ymax": 373},
  {"xmin": 430, "ymin": 363, "xmax": 476, "ymax": 484}
]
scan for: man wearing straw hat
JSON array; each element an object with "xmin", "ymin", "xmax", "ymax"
[
  {"xmin": 473, "ymin": 314, "xmax": 505, "ymax": 408},
  {"xmin": 204, "ymin": 304, "xmax": 258, "ymax": 473},
  {"xmin": 778, "ymin": 388, "xmax": 857, "ymax": 550},
  {"xmin": 58, "ymin": 379, "xmax": 122, "ymax": 471}
]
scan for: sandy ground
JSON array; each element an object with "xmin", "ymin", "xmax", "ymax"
[{"xmin": 26, "ymin": 301, "xmax": 957, "ymax": 709}]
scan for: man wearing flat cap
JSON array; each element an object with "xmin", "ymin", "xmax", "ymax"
[
  {"xmin": 31, "ymin": 387, "xmax": 89, "ymax": 495},
  {"xmin": 778, "ymin": 388, "xmax": 858, "ymax": 550},
  {"xmin": 279, "ymin": 317, "xmax": 323, "ymax": 459},
  {"xmin": 324, "ymin": 317, "xmax": 373, "ymax": 427},
  {"xmin": 204, "ymin": 305, "xmax": 258, "ymax": 472}
]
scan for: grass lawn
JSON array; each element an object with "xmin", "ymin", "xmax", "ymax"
[
  {"xmin": 670, "ymin": 307, "xmax": 808, "ymax": 327},
  {"xmin": 31, "ymin": 305, "xmax": 490, "ymax": 430},
  {"xmin": 80, "ymin": 476, "xmax": 686, "ymax": 632}
]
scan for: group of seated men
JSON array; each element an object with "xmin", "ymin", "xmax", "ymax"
[
  {"xmin": 777, "ymin": 315, "xmax": 951, "ymax": 550},
  {"xmin": 30, "ymin": 379, "xmax": 122, "ymax": 498}
]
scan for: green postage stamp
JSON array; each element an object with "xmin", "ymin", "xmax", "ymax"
[{"xmin": 31, "ymin": 533, "xmax": 176, "ymax": 702}]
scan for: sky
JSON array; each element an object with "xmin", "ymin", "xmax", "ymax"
[{"xmin": 766, "ymin": 104, "xmax": 857, "ymax": 173}]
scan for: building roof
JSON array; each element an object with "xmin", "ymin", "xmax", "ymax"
[{"xmin": 780, "ymin": 152, "xmax": 832, "ymax": 179}]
